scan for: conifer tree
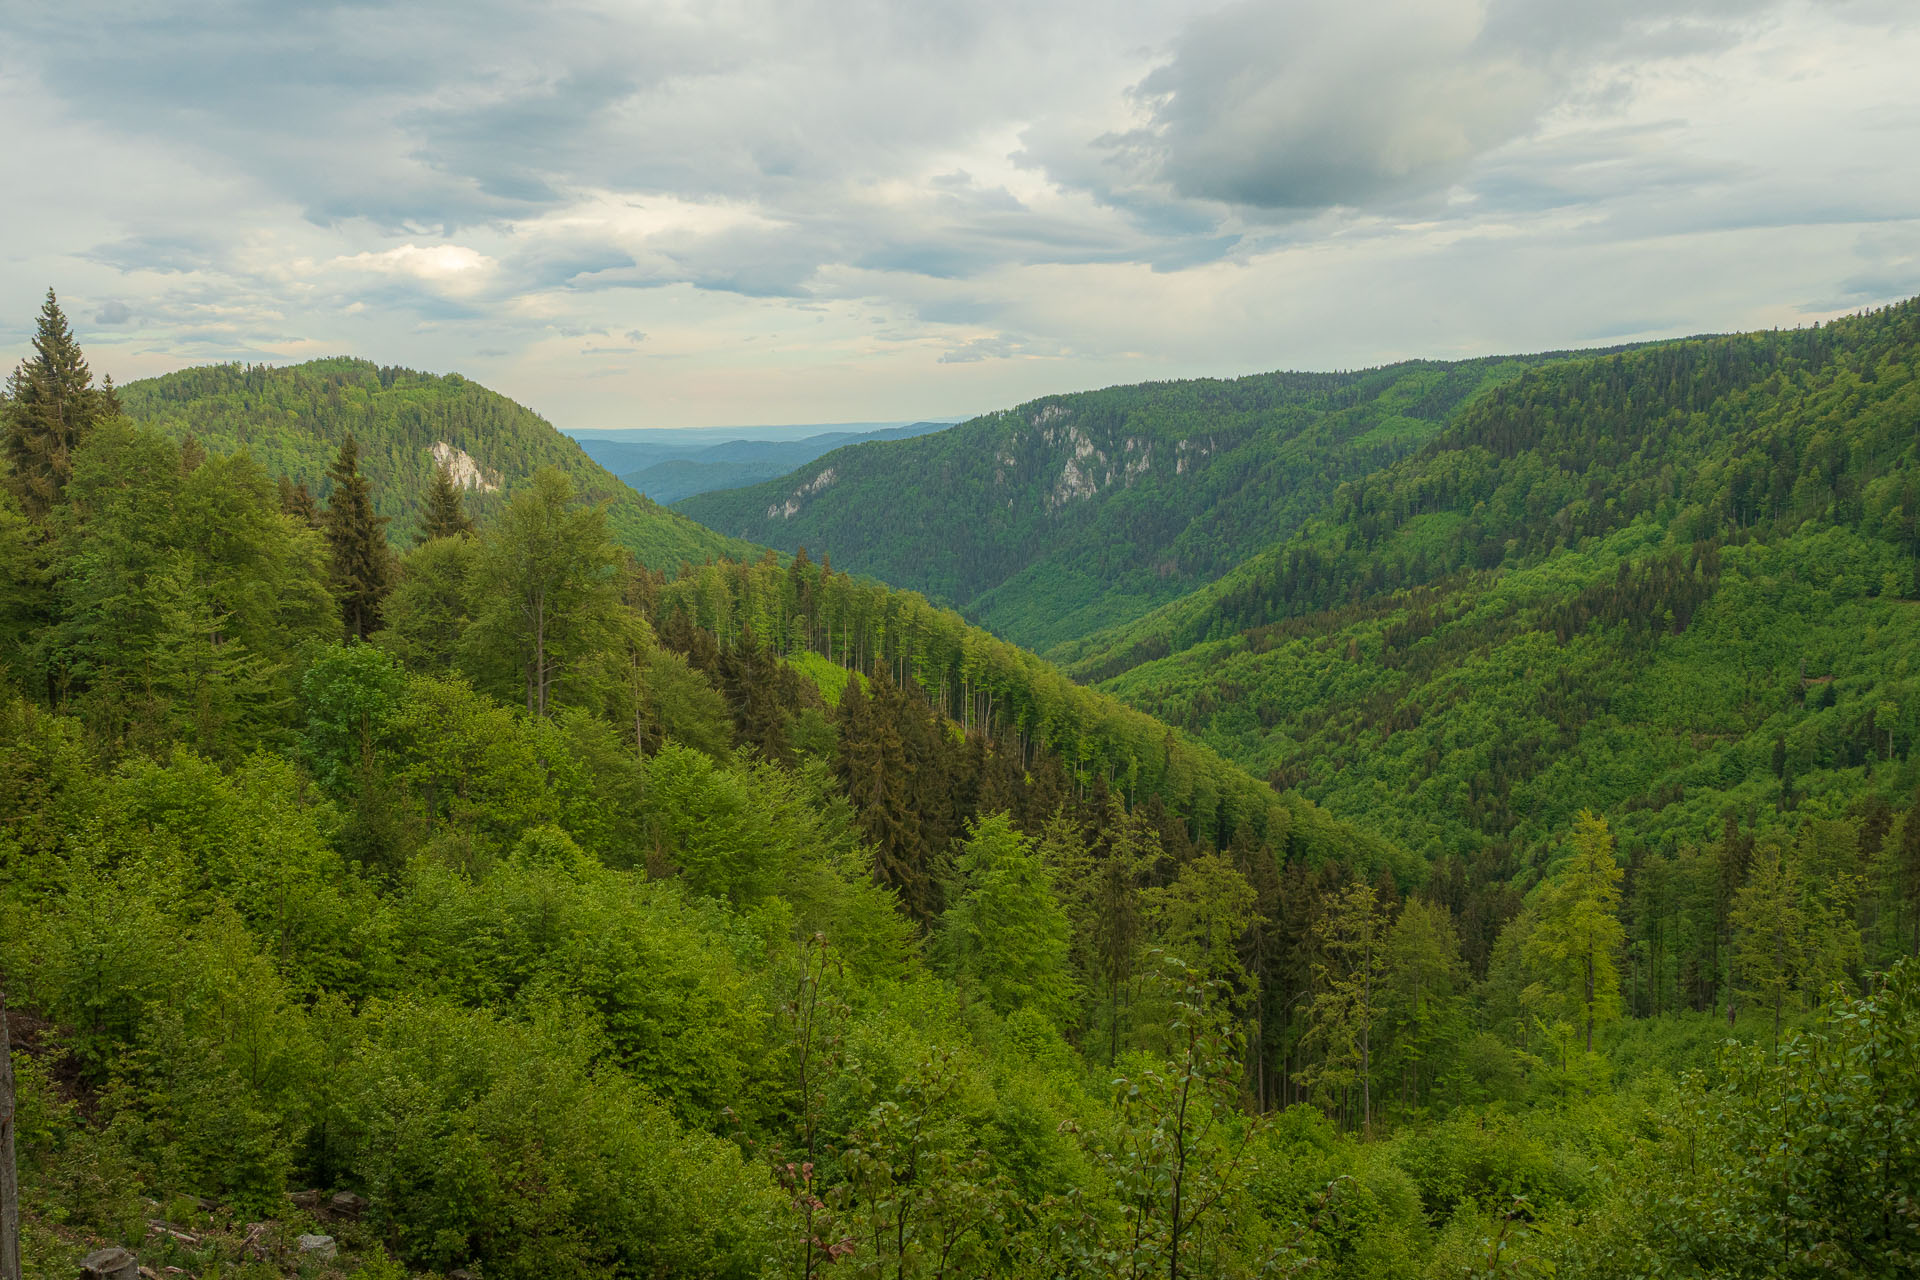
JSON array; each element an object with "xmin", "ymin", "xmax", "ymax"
[
  {"xmin": 1898, "ymin": 792, "xmax": 1920, "ymax": 958},
  {"xmin": 417, "ymin": 462, "xmax": 475, "ymax": 544},
  {"xmin": 277, "ymin": 475, "xmax": 323, "ymax": 529},
  {"xmin": 322, "ymin": 434, "xmax": 393, "ymax": 639},
  {"xmin": 718, "ymin": 626, "xmax": 795, "ymax": 761},
  {"xmin": 1089, "ymin": 806, "xmax": 1158, "ymax": 1061},
  {"xmin": 834, "ymin": 672, "xmax": 932, "ymax": 920},
  {"xmin": 3, "ymin": 289, "xmax": 109, "ymax": 519}
]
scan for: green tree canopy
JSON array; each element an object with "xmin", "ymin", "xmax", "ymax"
[
  {"xmin": 937, "ymin": 812, "xmax": 1077, "ymax": 1029},
  {"xmin": 463, "ymin": 467, "xmax": 627, "ymax": 718}
]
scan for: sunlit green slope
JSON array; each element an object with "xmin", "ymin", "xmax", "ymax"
[
  {"xmin": 119, "ymin": 357, "xmax": 753, "ymax": 568},
  {"xmin": 1074, "ymin": 301, "xmax": 1920, "ymax": 863}
]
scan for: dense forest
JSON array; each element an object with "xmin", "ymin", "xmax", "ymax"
[
  {"xmin": 1, "ymin": 290, "xmax": 1916, "ymax": 1280},
  {"xmin": 679, "ymin": 356, "xmax": 1574, "ymax": 651},
  {"xmin": 117, "ymin": 358, "xmax": 751, "ymax": 570},
  {"xmin": 1058, "ymin": 303, "xmax": 1920, "ymax": 984}
]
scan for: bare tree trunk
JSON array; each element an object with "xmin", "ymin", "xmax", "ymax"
[
  {"xmin": 1585, "ymin": 952, "xmax": 1596, "ymax": 1053},
  {"xmin": 1, "ymin": 989, "xmax": 22, "ymax": 1280}
]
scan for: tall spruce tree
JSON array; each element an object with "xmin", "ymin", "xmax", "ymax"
[
  {"xmin": 834, "ymin": 672, "xmax": 932, "ymax": 920},
  {"xmin": 3, "ymin": 289, "xmax": 111, "ymax": 520},
  {"xmin": 417, "ymin": 462, "xmax": 475, "ymax": 544},
  {"xmin": 323, "ymin": 434, "xmax": 393, "ymax": 639}
]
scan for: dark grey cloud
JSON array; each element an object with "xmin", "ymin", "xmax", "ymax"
[
  {"xmin": 1100, "ymin": 0, "xmax": 1783, "ymax": 214},
  {"xmin": 82, "ymin": 234, "xmax": 224, "ymax": 275}
]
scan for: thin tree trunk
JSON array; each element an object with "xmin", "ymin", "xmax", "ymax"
[
  {"xmin": 1585, "ymin": 952, "xmax": 1596, "ymax": 1053},
  {"xmin": 1, "ymin": 988, "xmax": 22, "ymax": 1280}
]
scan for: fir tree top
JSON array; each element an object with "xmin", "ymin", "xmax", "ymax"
[
  {"xmin": 417, "ymin": 461, "xmax": 476, "ymax": 544},
  {"xmin": 4, "ymin": 288, "xmax": 110, "ymax": 519},
  {"xmin": 324, "ymin": 432, "xmax": 394, "ymax": 639}
]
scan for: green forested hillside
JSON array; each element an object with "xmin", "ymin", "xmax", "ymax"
[
  {"xmin": 119, "ymin": 358, "xmax": 751, "ymax": 568},
  {"xmin": 1070, "ymin": 301, "xmax": 1920, "ymax": 971},
  {"xmin": 4, "ymin": 293, "xmax": 1918, "ymax": 1280},
  {"xmin": 677, "ymin": 357, "xmax": 1558, "ymax": 650}
]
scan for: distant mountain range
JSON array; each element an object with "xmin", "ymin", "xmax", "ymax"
[{"xmin": 568, "ymin": 421, "xmax": 957, "ymax": 504}]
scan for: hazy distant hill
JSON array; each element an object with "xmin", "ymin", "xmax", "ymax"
[
  {"xmin": 117, "ymin": 357, "xmax": 754, "ymax": 568},
  {"xmin": 570, "ymin": 421, "xmax": 956, "ymax": 503}
]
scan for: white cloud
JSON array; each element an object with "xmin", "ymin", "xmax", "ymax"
[{"xmin": 333, "ymin": 244, "xmax": 498, "ymax": 292}]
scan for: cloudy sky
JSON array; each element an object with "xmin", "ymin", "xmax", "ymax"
[{"xmin": 3, "ymin": 0, "xmax": 1917, "ymax": 429}]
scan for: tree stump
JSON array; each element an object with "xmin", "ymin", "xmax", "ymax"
[{"xmin": 77, "ymin": 1248, "xmax": 138, "ymax": 1280}]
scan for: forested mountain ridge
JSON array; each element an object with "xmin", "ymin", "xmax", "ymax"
[
  {"xmin": 118, "ymin": 357, "xmax": 753, "ymax": 568},
  {"xmin": 1068, "ymin": 300, "xmax": 1920, "ymax": 955},
  {"xmin": 677, "ymin": 356, "xmax": 1566, "ymax": 650},
  {"xmin": 5, "ymin": 290, "xmax": 1918, "ymax": 1280}
]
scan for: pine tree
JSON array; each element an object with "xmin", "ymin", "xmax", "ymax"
[
  {"xmin": 3, "ymin": 289, "xmax": 109, "ymax": 519},
  {"xmin": 417, "ymin": 462, "xmax": 475, "ymax": 544},
  {"xmin": 323, "ymin": 434, "xmax": 393, "ymax": 639}
]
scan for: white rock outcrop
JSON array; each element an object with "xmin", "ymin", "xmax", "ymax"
[
  {"xmin": 767, "ymin": 467, "xmax": 837, "ymax": 519},
  {"xmin": 431, "ymin": 441, "xmax": 501, "ymax": 492}
]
